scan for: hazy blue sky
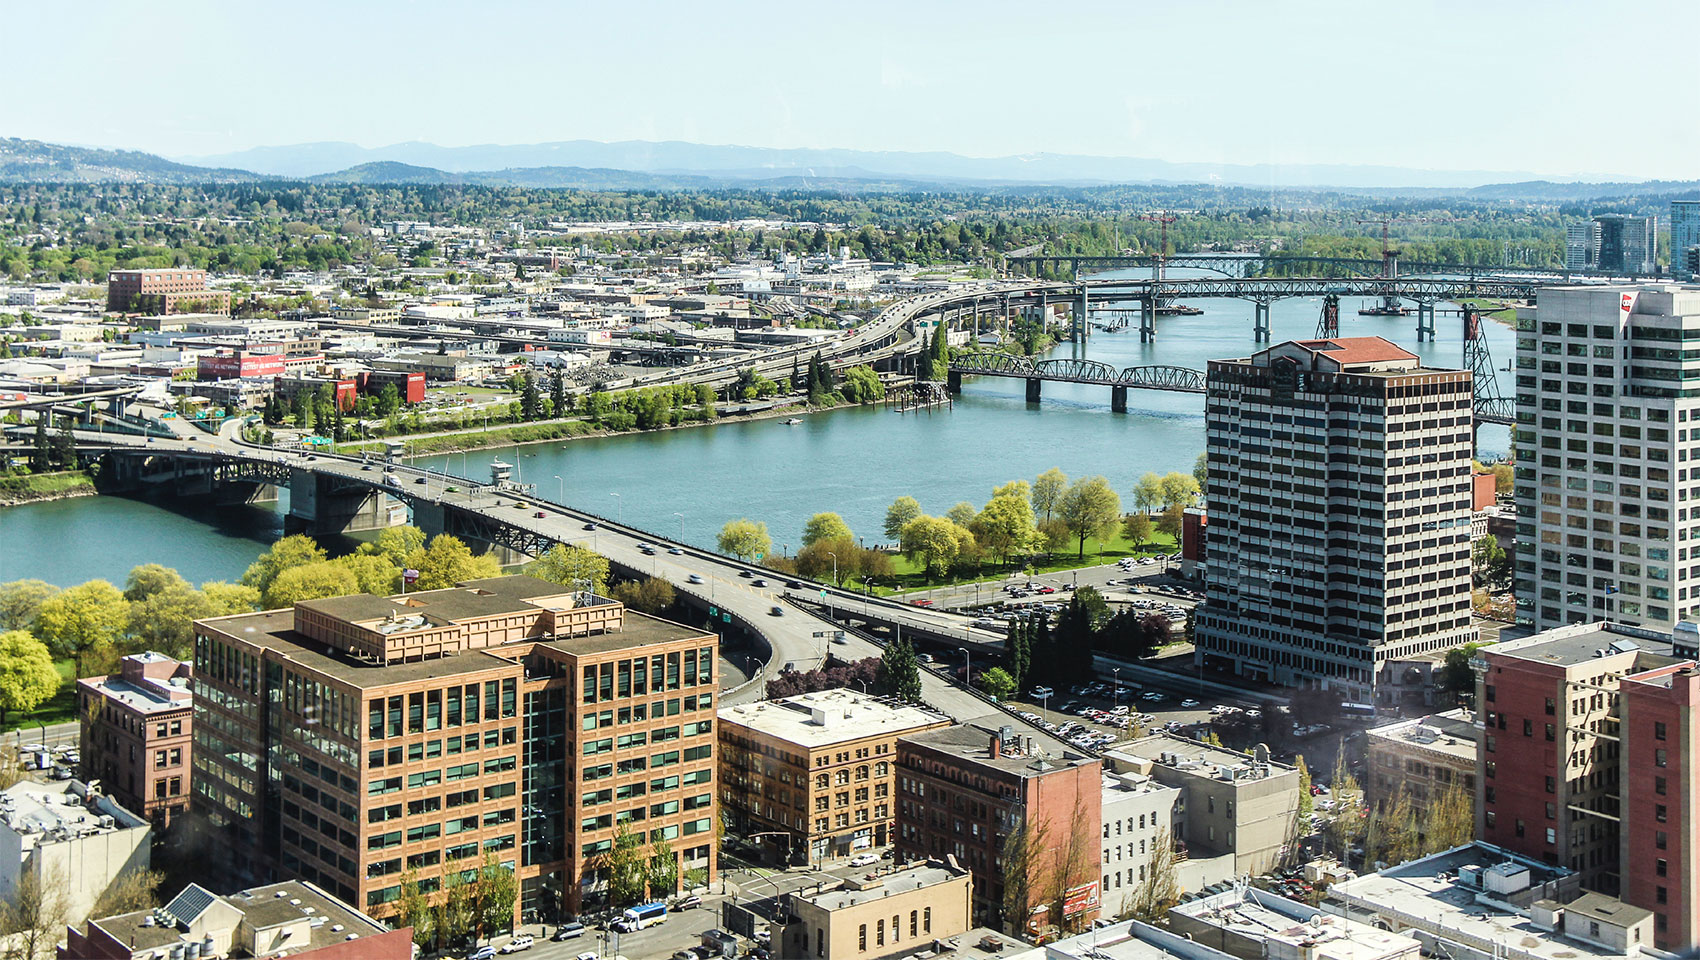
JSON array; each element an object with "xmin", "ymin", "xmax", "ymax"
[{"xmin": 10, "ymin": 0, "xmax": 1696, "ymax": 179}]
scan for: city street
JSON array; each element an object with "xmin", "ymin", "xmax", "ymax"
[{"xmin": 890, "ymin": 557, "xmax": 1186, "ymax": 611}]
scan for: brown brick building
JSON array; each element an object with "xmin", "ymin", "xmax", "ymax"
[
  {"xmin": 717, "ymin": 690, "xmax": 950, "ymax": 864},
  {"xmin": 894, "ymin": 723, "xmax": 1103, "ymax": 936},
  {"xmin": 107, "ymin": 268, "xmax": 231, "ymax": 314},
  {"xmin": 77, "ymin": 652, "xmax": 194, "ymax": 829},
  {"xmin": 189, "ymin": 576, "xmax": 718, "ymax": 926}
]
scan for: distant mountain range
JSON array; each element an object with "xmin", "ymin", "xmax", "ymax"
[{"xmin": 4, "ymin": 136, "xmax": 1699, "ymax": 202}]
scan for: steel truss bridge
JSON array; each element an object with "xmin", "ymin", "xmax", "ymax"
[{"xmin": 1005, "ymin": 253, "xmax": 1655, "ymax": 282}]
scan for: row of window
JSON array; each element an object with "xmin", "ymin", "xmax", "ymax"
[{"xmin": 368, "ymin": 726, "xmax": 517, "ymax": 767}]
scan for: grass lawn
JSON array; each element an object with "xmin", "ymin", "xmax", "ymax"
[
  {"xmin": 1457, "ymin": 297, "xmax": 1518, "ymax": 324},
  {"xmin": 0, "ymin": 470, "xmax": 95, "ymax": 499},
  {"xmin": 1, "ymin": 660, "xmax": 78, "ymax": 734},
  {"xmin": 875, "ymin": 530, "xmax": 1178, "ymax": 595}
]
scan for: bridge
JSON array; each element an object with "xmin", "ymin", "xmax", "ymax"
[
  {"xmin": 1005, "ymin": 252, "xmax": 1660, "ymax": 283},
  {"xmin": 43, "ymin": 430, "xmax": 1025, "ymax": 724}
]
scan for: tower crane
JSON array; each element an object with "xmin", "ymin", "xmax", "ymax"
[{"xmin": 1356, "ymin": 216, "xmax": 1429, "ymax": 316}]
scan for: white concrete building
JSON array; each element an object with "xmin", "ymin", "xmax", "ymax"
[
  {"xmin": 0, "ymin": 779, "xmax": 151, "ymax": 922},
  {"xmin": 1514, "ymin": 285, "xmax": 1700, "ymax": 630},
  {"xmin": 1099, "ymin": 772, "xmax": 1180, "ymax": 919},
  {"xmin": 1195, "ymin": 337, "xmax": 1477, "ymax": 704}
]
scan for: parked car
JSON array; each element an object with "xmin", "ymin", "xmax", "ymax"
[
  {"xmin": 1031, "ymin": 685, "xmax": 1054, "ymax": 699},
  {"xmin": 676, "ymin": 895, "xmax": 703, "ymax": 910},
  {"xmin": 849, "ymin": 853, "xmax": 879, "ymax": 867},
  {"xmin": 500, "ymin": 934, "xmax": 535, "ymax": 954},
  {"xmin": 466, "ymin": 948, "xmax": 497, "ymax": 960},
  {"xmin": 1181, "ymin": 699, "xmax": 1200, "ymax": 708},
  {"xmin": 553, "ymin": 922, "xmax": 586, "ymax": 941}
]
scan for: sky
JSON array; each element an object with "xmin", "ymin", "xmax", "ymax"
[{"xmin": 8, "ymin": 0, "xmax": 1697, "ymax": 181}]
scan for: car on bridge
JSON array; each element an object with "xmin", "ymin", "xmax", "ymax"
[{"xmin": 687, "ymin": 574, "xmax": 704, "ymax": 584}]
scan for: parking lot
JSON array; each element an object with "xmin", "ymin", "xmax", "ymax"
[{"xmin": 1003, "ymin": 669, "xmax": 1269, "ymax": 752}]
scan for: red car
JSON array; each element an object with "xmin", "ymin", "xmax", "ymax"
[
  {"xmin": 1037, "ymin": 586, "xmax": 1057, "ymax": 595},
  {"xmin": 911, "ymin": 599, "xmax": 934, "ymax": 607}
]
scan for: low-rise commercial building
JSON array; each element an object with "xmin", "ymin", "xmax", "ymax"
[
  {"xmin": 1106, "ymin": 735, "xmax": 1302, "ymax": 881},
  {"xmin": 718, "ymin": 690, "xmax": 950, "ymax": 863},
  {"xmin": 60, "ymin": 878, "xmax": 410, "ymax": 960},
  {"xmin": 895, "ymin": 722, "xmax": 1102, "ymax": 934},
  {"xmin": 1364, "ymin": 708, "xmax": 1479, "ymax": 815},
  {"xmin": 1170, "ymin": 885, "xmax": 1421, "ymax": 960},
  {"xmin": 77, "ymin": 652, "xmax": 194, "ymax": 829},
  {"xmin": 1099, "ymin": 771, "xmax": 1181, "ymax": 919},
  {"xmin": 0, "ymin": 779, "xmax": 152, "ymax": 923},
  {"xmin": 778, "ymin": 858, "xmax": 972, "ymax": 960},
  {"xmin": 107, "ymin": 268, "xmax": 231, "ymax": 315}
]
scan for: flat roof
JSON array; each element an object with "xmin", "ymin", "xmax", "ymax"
[
  {"xmin": 1365, "ymin": 709, "xmax": 1479, "ymax": 762},
  {"xmin": 1488, "ymin": 621, "xmax": 1678, "ymax": 668},
  {"xmin": 794, "ymin": 861, "xmax": 965, "ymax": 911},
  {"xmin": 1173, "ymin": 888, "xmax": 1419, "ymax": 960},
  {"xmin": 901, "ymin": 721, "xmax": 1097, "ymax": 775},
  {"xmin": 719, "ymin": 689, "xmax": 948, "ymax": 748},
  {"xmin": 78, "ymin": 675, "xmax": 189, "ymax": 716},
  {"xmin": 1109, "ymin": 732, "xmax": 1295, "ymax": 782},
  {"xmin": 0, "ymin": 780, "xmax": 146, "ymax": 850}
]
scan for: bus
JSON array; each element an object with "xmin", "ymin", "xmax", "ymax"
[{"xmin": 615, "ymin": 902, "xmax": 668, "ymax": 932}]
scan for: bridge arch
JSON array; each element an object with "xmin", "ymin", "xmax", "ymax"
[
  {"xmin": 1034, "ymin": 358, "xmax": 1117, "ymax": 382},
  {"xmin": 950, "ymin": 353, "xmax": 1037, "ymax": 376},
  {"xmin": 1115, "ymin": 365, "xmax": 1206, "ymax": 392}
]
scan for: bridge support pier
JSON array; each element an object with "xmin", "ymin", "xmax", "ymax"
[
  {"xmin": 1415, "ymin": 301, "xmax": 1435, "ymax": 342},
  {"xmin": 1111, "ymin": 385, "xmax": 1128, "ymax": 413},
  {"xmin": 1076, "ymin": 291, "xmax": 1089, "ymax": 343},
  {"xmin": 946, "ymin": 370, "xmax": 962, "ymax": 395},
  {"xmin": 1254, "ymin": 301, "xmax": 1271, "ymax": 342},
  {"xmin": 1140, "ymin": 299, "xmax": 1156, "ymax": 342},
  {"xmin": 287, "ymin": 470, "xmax": 406, "ymax": 536},
  {"xmin": 1025, "ymin": 378, "xmax": 1042, "ymax": 403}
]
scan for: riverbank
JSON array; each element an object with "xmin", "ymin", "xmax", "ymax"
[
  {"xmin": 336, "ymin": 394, "xmax": 850, "ymax": 459},
  {"xmin": 0, "ymin": 470, "xmax": 97, "ymax": 508}
]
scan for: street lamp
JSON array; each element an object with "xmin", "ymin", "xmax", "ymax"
[
  {"xmin": 673, "ymin": 512, "xmax": 685, "ymax": 542},
  {"xmin": 959, "ymin": 647, "xmax": 971, "ymax": 687},
  {"xmin": 1113, "ymin": 667, "xmax": 1122, "ymax": 716},
  {"xmin": 609, "ymin": 492, "xmax": 621, "ymax": 523},
  {"xmin": 552, "ymin": 474, "xmax": 564, "ymax": 504}
]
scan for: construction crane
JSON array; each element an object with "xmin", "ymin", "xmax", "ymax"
[
  {"xmin": 1355, "ymin": 216, "xmax": 1428, "ymax": 316},
  {"xmin": 1141, "ymin": 212, "xmax": 1177, "ymax": 284}
]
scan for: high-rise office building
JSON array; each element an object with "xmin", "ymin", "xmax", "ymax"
[
  {"xmin": 189, "ymin": 576, "xmax": 718, "ymax": 924},
  {"xmin": 1672, "ymin": 201, "xmax": 1700, "ymax": 280},
  {"xmin": 1194, "ymin": 337, "xmax": 1477, "ymax": 705},
  {"xmin": 1594, "ymin": 215, "xmax": 1658, "ymax": 275},
  {"xmin": 1513, "ymin": 286, "xmax": 1700, "ymax": 631}
]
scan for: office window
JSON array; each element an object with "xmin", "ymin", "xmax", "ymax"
[
  {"xmin": 1655, "ymin": 721, "xmax": 1668, "ymax": 740},
  {"xmin": 1656, "ymin": 748, "xmax": 1668, "ymax": 767}
]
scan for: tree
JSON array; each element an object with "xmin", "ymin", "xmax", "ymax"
[
  {"xmin": 1327, "ymin": 751, "xmax": 1366, "ymax": 863},
  {"xmin": 801, "ymin": 512, "xmax": 852, "ymax": 548},
  {"xmin": 0, "ymin": 866, "xmax": 68, "ymax": 960},
  {"xmin": 874, "ymin": 637, "xmax": 922, "ymax": 702},
  {"xmin": 915, "ymin": 328, "xmax": 936, "ymax": 381},
  {"xmin": 610, "ymin": 577, "xmax": 676, "ymax": 615},
  {"xmin": 1036, "ymin": 799, "xmax": 1098, "ymax": 939},
  {"xmin": 1295, "ymin": 755, "xmax": 1314, "ymax": 820},
  {"xmin": 1057, "ymin": 476, "xmax": 1122, "ymax": 559},
  {"xmin": 0, "ymin": 631, "xmax": 60, "ymax": 728},
  {"xmin": 1155, "ymin": 503, "xmax": 1186, "ymax": 542},
  {"xmin": 1122, "ymin": 513, "xmax": 1154, "ymax": 550},
  {"xmin": 1131, "ymin": 472, "xmax": 1164, "ymax": 513},
  {"xmin": 1473, "ymin": 534, "xmax": 1509, "ymax": 587},
  {"xmin": 883, "ymin": 495, "xmax": 921, "ymax": 542},
  {"xmin": 395, "ymin": 869, "xmax": 436, "ymax": 950},
  {"xmin": 974, "ymin": 494, "xmax": 1038, "ymax": 565},
  {"xmin": 405, "ymin": 534, "xmax": 503, "ymax": 590},
  {"xmin": 1004, "ymin": 617, "xmax": 1032, "ymax": 692},
  {"xmin": 717, "ymin": 518, "xmax": 772, "ymax": 561},
  {"xmin": 601, "ymin": 822, "xmax": 648, "ymax": 908},
  {"xmin": 0, "ymin": 580, "xmax": 58, "ymax": 631},
  {"xmin": 646, "ymin": 837, "xmax": 679, "ymax": 899},
  {"xmin": 899, "ymin": 515, "xmax": 961, "ymax": 579},
  {"xmin": 1158, "ymin": 472, "xmax": 1201, "ymax": 509},
  {"xmin": 1193, "ymin": 451, "xmax": 1209, "ymax": 495},
  {"xmin": 265, "ymin": 560, "xmax": 360, "ymax": 608},
  {"xmin": 91, "ymin": 867, "xmax": 163, "ymax": 919},
  {"xmin": 126, "ymin": 583, "xmax": 214, "ymax": 658},
  {"xmin": 438, "ymin": 868, "xmax": 475, "ymax": 948},
  {"xmin": 1000, "ymin": 813, "xmax": 1047, "ymax": 934},
  {"xmin": 550, "ymin": 369, "xmax": 568, "ymax": 419},
  {"xmin": 122, "ymin": 563, "xmax": 189, "ymax": 602},
  {"xmin": 945, "ymin": 501, "xmax": 978, "ymax": 527},
  {"xmin": 240, "ymin": 534, "xmax": 330, "ymax": 596},
  {"xmin": 365, "ymin": 526, "xmax": 427, "ymax": 567},
  {"xmin": 1127, "ymin": 828, "xmax": 1179, "ymax": 922},
  {"xmin": 993, "ymin": 479, "xmax": 1031, "ymax": 504},
  {"xmin": 199, "ymin": 581, "xmax": 261, "ymax": 617},
  {"xmin": 1438, "ymin": 642, "xmax": 1484, "ymax": 705},
  {"xmin": 1422, "ymin": 783, "xmax": 1474, "ymax": 855},
  {"xmin": 32, "ymin": 580, "xmax": 129, "ymax": 678},
  {"xmin": 474, "ymin": 852, "xmax": 518, "ymax": 940},
  {"xmin": 1032, "ymin": 468, "xmax": 1067, "ymax": 523},
  {"xmin": 979, "ymin": 666, "xmax": 1017, "ymax": 700},
  {"xmin": 529, "ymin": 543, "xmax": 611, "ymax": 594}
]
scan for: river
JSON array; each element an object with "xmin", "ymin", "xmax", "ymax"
[{"xmin": 0, "ymin": 275, "xmax": 1515, "ymax": 586}]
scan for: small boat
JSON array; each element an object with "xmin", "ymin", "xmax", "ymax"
[{"xmin": 783, "ymin": 418, "xmax": 804, "ymax": 425}]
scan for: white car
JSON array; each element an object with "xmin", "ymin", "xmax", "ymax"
[
  {"xmin": 500, "ymin": 935, "xmax": 535, "ymax": 954},
  {"xmin": 1031, "ymin": 686, "xmax": 1054, "ymax": 699},
  {"xmin": 850, "ymin": 853, "xmax": 879, "ymax": 867},
  {"xmin": 1181, "ymin": 699, "xmax": 1200, "ymax": 708}
]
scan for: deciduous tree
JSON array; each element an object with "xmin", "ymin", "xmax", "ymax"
[
  {"xmin": 801, "ymin": 512, "xmax": 852, "ymax": 548},
  {"xmin": 1131, "ymin": 472, "xmax": 1164, "ymax": 513},
  {"xmin": 899, "ymin": 515, "xmax": 961, "ymax": 579},
  {"xmin": 1122, "ymin": 513, "xmax": 1154, "ymax": 549},
  {"xmin": 33, "ymin": 580, "xmax": 129, "ymax": 678},
  {"xmin": 0, "ymin": 631, "xmax": 60, "ymax": 728},
  {"xmin": 610, "ymin": 577, "xmax": 676, "ymax": 615},
  {"xmin": 1158, "ymin": 472, "xmax": 1200, "ymax": 509},
  {"xmin": 979, "ymin": 666, "xmax": 1017, "ymax": 700},
  {"xmin": 265, "ymin": 560, "xmax": 360, "ymax": 608},
  {"xmin": 974, "ymin": 494, "xmax": 1038, "ymax": 565},
  {"xmin": 405, "ymin": 534, "xmax": 502, "ymax": 590},
  {"xmin": 0, "ymin": 580, "xmax": 58, "ymax": 632},
  {"xmin": 1032, "ymin": 468, "xmax": 1067, "ymax": 523},
  {"xmin": 1058, "ymin": 476, "xmax": 1121, "ymax": 559},
  {"xmin": 883, "ymin": 496, "xmax": 921, "ymax": 542},
  {"xmin": 717, "ymin": 518, "xmax": 772, "ymax": 561},
  {"xmin": 529, "ymin": 543, "xmax": 610, "ymax": 594},
  {"xmin": 240, "ymin": 534, "xmax": 329, "ymax": 595}
]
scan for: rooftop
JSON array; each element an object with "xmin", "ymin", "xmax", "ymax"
[
  {"xmin": 792, "ymin": 860, "xmax": 966, "ymax": 911},
  {"xmin": 77, "ymin": 671, "xmax": 190, "ymax": 717},
  {"xmin": 901, "ymin": 721, "xmax": 1097, "ymax": 776},
  {"xmin": 719, "ymin": 689, "xmax": 949, "ymax": 748},
  {"xmin": 1487, "ymin": 621, "xmax": 1679, "ymax": 669},
  {"xmin": 1108, "ymin": 733, "xmax": 1296, "ymax": 783},
  {"xmin": 1292, "ymin": 337, "xmax": 1419, "ymax": 366},
  {"xmin": 1365, "ymin": 708, "xmax": 1479, "ymax": 762},
  {"xmin": 1175, "ymin": 886, "xmax": 1420, "ymax": 960},
  {"xmin": 0, "ymin": 780, "xmax": 147, "ymax": 851},
  {"xmin": 90, "ymin": 878, "xmax": 391, "ymax": 959}
]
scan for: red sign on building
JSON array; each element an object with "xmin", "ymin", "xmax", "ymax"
[{"xmin": 197, "ymin": 352, "xmax": 287, "ymax": 380}]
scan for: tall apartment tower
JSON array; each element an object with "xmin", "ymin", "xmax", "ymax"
[
  {"xmin": 189, "ymin": 576, "xmax": 718, "ymax": 925},
  {"xmin": 1513, "ymin": 286, "xmax": 1700, "ymax": 631},
  {"xmin": 1672, "ymin": 201, "xmax": 1700, "ymax": 280},
  {"xmin": 1594, "ymin": 214, "xmax": 1659, "ymax": 275},
  {"xmin": 1194, "ymin": 337, "xmax": 1477, "ymax": 706},
  {"xmin": 1568, "ymin": 222, "xmax": 1600, "ymax": 271}
]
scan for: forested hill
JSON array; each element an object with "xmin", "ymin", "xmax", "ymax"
[{"xmin": 0, "ymin": 138, "xmax": 258, "ymax": 184}]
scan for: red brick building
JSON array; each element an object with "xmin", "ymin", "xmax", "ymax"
[
  {"xmin": 198, "ymin": 351, "xmax": 288, "ymax": 380},
  {"xmin": 356, "ymin": 369, "xmax": 427, "ymax": 405},
  {"xmin": 894, "ymin": 723, "xmax": 1102, "ymax": 936},
  {"xmin": 77, "ymin": 652, "xmax": 193, "ymax": 829},
  {"xmin": 1477, "ymin": 621, "xmax": 1700, "ymax": 949},
  {"xmin": 1471, "ymin": 473, "xmax": 1497, "ymax": 512},
  {"xmin": 107, "ymin": 268, "xmax": 231, "ymax": 315}
]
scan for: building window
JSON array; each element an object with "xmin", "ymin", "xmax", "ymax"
[
  {"xmin": 858, "ymin": 925, "xmax": 866, "ymax": 952},
  {"xmin": 876, "ymin": 920, "xmax": 884, "ymax": 947},
  {"xmin": 1655, "ymin": 721, "xmax": 1668, "ymax": 740},
  {"xmin": 1656, "ymin": 748, "xmax": 1668, "ymax": 767},
  {"xmin": 1658, "ymin": 805, "xmax": 1669, "ymax": 823},
  {"xmin": 1656, "ymin": 776, "xmax": 1667, "ymax": 796},
  {"xmin": 1658, "ymin": 887, "xmax": 1668, "ymax": 904},
  {"xmin": 1544, "ymin": 724, "xmax": 1554, "ymax": 742},
  {"xmin": 1545, "ymin": 828, "xmax": 1556, "ymax": 845},
  {"xmin": 1658, "ymin": 859, "xmax": 1668, "ymax": 877},
  {"xmin": 1657, "ymin": 831, "xmax": 1668, "ymax": 850}
]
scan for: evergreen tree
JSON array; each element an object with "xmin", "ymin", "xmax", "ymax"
[
  {"xmin": 29, "ymin": 417, "xmax": 49, "ymax": 471},
  {"xmin": 1004, "ymin": 617, "xmax": 1032, "ymax": 693},
  {"xmin": 520, "ymin": 371, "xmax": 542, "ymax": 421},
  {"xmin": 875, "ymin": 637, "xmax": 922, "ymax": 702},
  {"xmin": 916, "ymin": 327, "xmax": 935, "ymax": 380},
  {"xmin": 550, "ymin": 369, "xmax": 567, "ymax": 417},
  {"xmin": 51, "ymin": 422, "xmax": 77, "ymax": 470}
]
